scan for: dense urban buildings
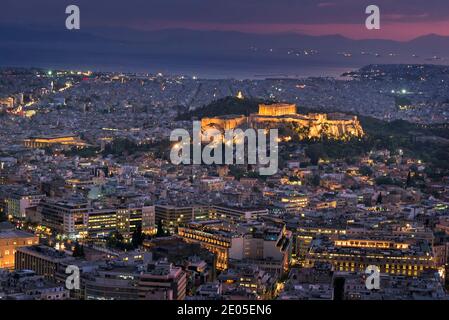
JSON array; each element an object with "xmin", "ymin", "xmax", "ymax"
[
  {"xmin": 1, "ymin": 2, "xmax": 449, "ymax": 303},
  {"xmin": 1, "ymin": 64, "xmax": 449, "ymax": 301},
  {"xmin": 0, "ymin": 223, "xmax": 39, "ymax": 269}
]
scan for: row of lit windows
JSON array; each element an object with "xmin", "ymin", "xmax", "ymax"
[
  {"xmin": 311, "ymin": 252, "xmax": 432, "ymax": 262},
  {"xmin": 0, "ymin": 240, "xmax": 35, "ymax": 246}
]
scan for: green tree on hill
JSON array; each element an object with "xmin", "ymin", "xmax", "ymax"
[
  {"xmin": 156, "ymin": 220, "xmax": 166, "ymax": 237},
  {"xmin": 131, "ymin": 225, "xmax": 145, "ymax": 248},
  {"xmin": 175, "ymin": 97, "xmax": 272, "ymax": 120},
  {"xmin": 73, "ymin": 242, "xmax": 85, "ymax": 258}
]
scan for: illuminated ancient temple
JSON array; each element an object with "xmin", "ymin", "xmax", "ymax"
[
  {"xmin": 23, "ymin": 134, "xmax": 89, "ymax": 148},
  {"xmin": 201, "ymin": 103, "xmax": 364, "ymax": 141},
  {"xmin": 258, "ymin": 103, "xmax": 297, "ymax": 116}
]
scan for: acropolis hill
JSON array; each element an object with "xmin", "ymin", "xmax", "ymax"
[{"xmin": 201, "ymin": 103, "xmax": 364, "ymax": 140}]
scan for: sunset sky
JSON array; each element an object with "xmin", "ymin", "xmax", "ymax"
[{"xmin": 2, "ymin": 0, "xmax": 449, "ymax": 41}]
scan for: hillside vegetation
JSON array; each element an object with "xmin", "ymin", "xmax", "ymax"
[{"xmin": 177, "ymin": 97, "xmax": 449, "ymax": 176}]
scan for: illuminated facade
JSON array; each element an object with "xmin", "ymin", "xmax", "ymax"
[
  {"xmin": 138, "ymin": 261, "xmax": 187, "ymax": 300},
  {"xmin": 178, "ymin": 223, "xmax": 231, "ymax": 270},
  {"xmin": 211, "ymin": 205, "xmax": 268, "ymax": 222},
  {"xmin": 178, "ymin": 221, "xmax": 291, "ymax": 272},
  {"xmin": 84, "ymin": 267, "xmax": 140, "ymax": 300},
  {"xmin": 0, "ymin": 227, "xmax": 39, "ymax": 269},
  {"xmin": 5, "ymin": 191, "xmax": 45, "ymax": 219},
  {"xmin": 201, "ymin": 114, "xmax": 247, "ymax": 134},
  {"xmin": 38, "ymin": 199, "xmax": 89, "ymax": 239},
  {"xmin": 258, "ymin": 103, "xmax": 297, "ymax": 116},
  {"xmin": 15, "ymin": 246, "xmax": 70, "ymax": 280},
  {"xmin": 277, "ymin": 193, "xmax": 309, "ymax": 213},
  {"xmin": 295, "ymin": 226, "xmax": 347, "ymax": 265},
  {"xmin": 38, "ymin": 199, "xmax": 146, "ymax": 239},
  {"xmin": 23, "ymin": 134, "xmax": 88, "ymax": 148},
  {"xmin": 155, "ymin": 205, "xmax": 211, "ymax": 234},
  {"xmin": 141, "ymin": 206, "xmax": 156, "ymax": 235},
  {"xmin": 86, "ymin": 207, "xmax": 146, "ymax": 239},
  {"xmin": 116, "ymin": 207, "xmax": 144, "ymax": 239},
  {"xmin": 304, "ymin": 237, "xmax": 435, "ymax": 276},
  {"xmin": 86, "ymin": 209, "xmax": 117, "ymax": 239},
  {"xmin": 200, "ymin": 103, "xmax": 364, "ymax": 141},
  {"xmin": 0, "ymin": 97, "xmax": 14, "ymax": 109}
]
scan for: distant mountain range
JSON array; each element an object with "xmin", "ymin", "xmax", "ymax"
[{"xmin": 1, "ymin": 24, "xmax": 449, "ymax": 78}]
